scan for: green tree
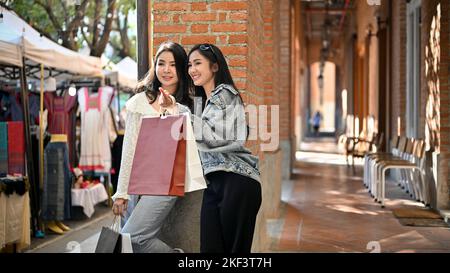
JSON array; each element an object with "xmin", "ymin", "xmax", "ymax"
[
  {"xmin": 6, "ymin": 0, "xmax": 135, "ymax": 59},
  {"xmin": 109, "ymin": 0, "xmax": 136, "ymax": 61}
]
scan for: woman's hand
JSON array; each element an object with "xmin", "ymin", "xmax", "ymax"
[
  {"xmin": 158, "ymin": 87, "xmax": 176, "ymax": 107},
  {"xmin": 158, "ymin": 87, "xmax": 176, "ymax": 109},
  {"xmin": 112, "ymin": 198, "xmax": 128, "ymax": 216}
]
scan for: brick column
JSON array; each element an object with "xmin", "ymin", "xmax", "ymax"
[
  {"xmin": 277, "ymin": 0, "xmax": 292, "ymax": 180},
  {"xmin": 446, "ymin": 0, "xmax": 450, "ymax": 209},
  {"xmin": 390, "ymin": 0, "xmax": 407, "ymax": 137},
  {"xmin": 422, "ymin": 0, "xmax": 450, "ymax": 209}
]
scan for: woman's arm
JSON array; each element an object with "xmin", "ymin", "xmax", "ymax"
[{"xmin": 111, "ymin": 110, "xmax": 142, "ymax": 201}]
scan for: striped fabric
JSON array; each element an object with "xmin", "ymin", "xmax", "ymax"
[
  {"xmin": 0, "ymin": 122, "xmax": 7, "ymax": 174},
  {"xmin": 41, "ymin": 142, "xmax": 72, "ymax": 221},
  {"xmin": 7, "ymin": 122, "xmax": 24, "ymax": 175}
]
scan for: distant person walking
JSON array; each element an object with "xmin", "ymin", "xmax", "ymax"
[{"xmin": 312, "ymin": 111, "xmax": 322, "ymax": 136}]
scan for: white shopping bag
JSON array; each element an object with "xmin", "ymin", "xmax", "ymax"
[
  {"xmin": 121, "ymin": 232, "xmax": 133, "ymax": 253},
  {"xmin": 183, "ymin": 113, "xmax": 207, "ymax": 193}
]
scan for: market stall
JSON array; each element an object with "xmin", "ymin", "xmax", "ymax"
[{"xmin": 0, "ymin": 8, "xmax": 107, "ymax": 250}]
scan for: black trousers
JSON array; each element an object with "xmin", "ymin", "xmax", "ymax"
[
  {"xmin": 110, "ymin": 134, "xmax": 124, "ymax": 194},
  {"xmin": 201, "ymin": 171, "xmax": 262, "ymax": 253}
]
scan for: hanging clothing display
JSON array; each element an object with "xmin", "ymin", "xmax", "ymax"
[
  {"xmin": 41, "ymin": 141, "xmax": 72, "ymax": 221},
  {"xmin": 44, "ymin": 91, "xmax": 78, "ymax": 166},
  {"xmin": 9, "ymin": 92, "xmax": 25, "ymax": 122},
  {"xmin": 0, "ymin": 91, "xmax": 40, "ymax": 125},
  {"xmin": 0, "ymin": 176, "xmax": 31, "ymax": 251},
  {"xmin": 29, "ymin": 133, "xmax": 40, "ymax": 232},
  {"xmin": 110, "ymin": 91, "xmax": 130, "ymax": 132},
  {"xmin": 0, "ymin": 92, "xmax": 11, "ymax": 122},
  {"xmin": 0, "ymin": 122, "xmax": 7, "ymax": 174},
  {"xmin": 77, "ymin": 87, "xmax": 114, "ymax": 173},
  {"xmin": 7, "ymin": 121, "xmax": 24, "ymax": 175}
]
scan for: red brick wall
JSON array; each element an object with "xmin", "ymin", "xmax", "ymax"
[
  {"xmin": 278, "ymin": 0, "xmax": 291, "ymax": 141},
  {"xmin": 353, "ymin": 1, "xmax": 380, "ymax": 125},
  {"xmin": 291, "ymin": 0, "xmax": 304, "ymax": 148},
  {"xmin": 422, "ymin": 0, "xmax": 441, "ymax": 153},
  {"xmin": 152, "ymin": 1, "xmax": 249, "ymax": 89},
  {"xmin": 247, "ymin": 0, "xmax": 271, "ymax": 251},
  {"xmin": 263, "ymin": 0, "xmax": 274, "ymax": 108},
  {"xmin": 446, "ymin": 2, "xmax": 450, "ymax": 154},
  {"xmin": 263, "ymin": 0, "xmax": 276, "ymax": 144},
  {"xmin": 271, "ymin": 0, "xmax": 280, "ymax": 111},
  {"xmin": 435, "ymin": 1, "xmax": 450, "ymax": 154},
  {"xmin": 246, "ymin": 0, "xmax": 264, "ymax": 104},
  {"xmin": 447, "ymin": 0, "xmax": 450, "ymax": 206},
  {"xmin": 152, "ymin": 0, "xmax": 271, "ymax": 155},
  {"xmin": 390, "ymin": 0, "xmax": 407, "ymax": 137},
  {"xmin": 422, "ymin": 0, "xmax": 450, "ymax": 208},
  {"xmin": 246, "ymin": 0, "xmax": 265, "ymax": 156}
]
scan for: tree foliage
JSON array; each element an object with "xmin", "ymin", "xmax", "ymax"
[{"xmin": 5, "ymin": 0, "xmax": 136, "ymax": 60}]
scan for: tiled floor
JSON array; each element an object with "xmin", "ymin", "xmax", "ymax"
[
  {"xmin": 299, "ymin": 138, "xmax": 341, "ymax": 154},
  {"xmin": 270, "ymin": 153, "xmax": 450, "ymax": 253}
]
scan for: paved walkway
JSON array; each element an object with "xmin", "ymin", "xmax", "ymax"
[
  {"xmin": 270, "ymin": 153, "xmax": 450, "ymax": 253},
  {"xmin": 24, "ymin": 150, "xmax": 450, "ymax": 253},
  {"xmin": 26, "ymin": 205, "xmax": 114, "ymax": 253},
  {"xmin": 299, "ymin": 138, "xmax": 341, "ymax": 154}
]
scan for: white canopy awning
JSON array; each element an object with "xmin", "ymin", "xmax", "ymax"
[
  {"xmin": 115, "ymin": 57, "xmax": 138, "ymax": 89},
  {"xmin": 0, "ymin": 40, "xmax": 23, "ymax": 67},
  {"xmin": 103, "ymin": 56, "xmax": 137, "ymax": 89},
  {"xmin": 0, "ymin": 9, "xmax": 102, "ymax": 77}
]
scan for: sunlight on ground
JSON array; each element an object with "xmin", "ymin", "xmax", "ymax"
[
  {"xmin": 325, "ymin": 204, "xmax": 379, "ymax": 216},
  {"xmin": 378, "ymin": 231, "xmax": 437, "ymax": 253},
  {"xmin": 296, "ymin": 151, "xmax": 363, "ymax": 166},
  {"xmin": 293, "ymin": 169, "xmax": 363, "ymax": 181},
  {"xmin": 385, "ymin": 198, "xmax": 426, "ymax": 208},
  {"xmin": 325, "ymin": 190, "xmax": 342, "ymax": 195}
]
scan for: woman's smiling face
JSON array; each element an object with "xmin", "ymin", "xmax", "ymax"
[
  {"xmin": 156, "ymin": 51, "xmax": 178, "ymax": 93},
  {"xmin": 188, "ymin": 50, "xmax": 216, "ymax": 89}
]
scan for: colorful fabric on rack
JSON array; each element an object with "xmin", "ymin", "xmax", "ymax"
[
  {"xmin": 42, "ymin": 142, "xmax": 72, "ymax": 221},
  {"xmin": 110, "ymin": 92, "xmax": 130, "ymax": 131},
  {"xmin": 78, "ymin": 87, "xmax": 114, "ymax": 173},
  {"xmin": 9, "ymin": 92, "xmax": 40, "ymax": 125},
  {"xmin": 44, "ymin": 91, "xmax": 78, "ymax": 166},
  {"xmin": 0, "ymin": 122, "xmax": 7, "ymax": 174},
  {"xmin": 7, "ymin": 122, "xmax": 24, "ymax": 175},
  {"xmin": 29, "ymin": 94, "xmax": 41, "ymax": 125},
  {"xmin": 7, "ymin": 93, "xmax": 22, "ymax": 123},
  {"xmin": 0, "ymin": 92, "xmax": 11, "ymax": 122},
  {"xmin": 0, "ymin": 181, "xmax": 31, "ymax": 251}
]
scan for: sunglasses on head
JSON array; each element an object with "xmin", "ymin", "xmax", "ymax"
[{"xmin": 199, "ymin": 44, "xmax": 217, "ymax": 60}]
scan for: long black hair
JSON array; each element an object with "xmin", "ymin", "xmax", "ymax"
[
  {"xmin": 187, "ymin": 44, "xmax": 242, "ymax": 109},
  {"xmin": 135, "ymin": 41, "xmax": 193, "ymax": 111}
]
